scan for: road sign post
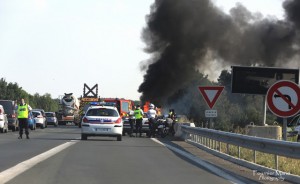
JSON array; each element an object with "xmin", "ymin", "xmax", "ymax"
[{"xmin": 266, "ymin": 80, "xmax": 300, "ymax": 140}]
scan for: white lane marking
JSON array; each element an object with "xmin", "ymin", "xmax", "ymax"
[
  {"xmin": 0, "ymin": 141, "xmax": 78, "ymax": 184},
  {"xmin": 151, "ymin": 138, "xmax": 246, "ymax": 184}
]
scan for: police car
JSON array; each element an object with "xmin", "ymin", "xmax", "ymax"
[{"xmin": 81, "ymin": 104, "xmax": 123, "ymax": 141}]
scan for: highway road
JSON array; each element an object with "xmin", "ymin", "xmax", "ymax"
[{"xmin": 0, "ymin": 125, "xmax": 237, "ymax": 184}]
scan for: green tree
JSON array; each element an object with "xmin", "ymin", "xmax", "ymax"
[{"xmin": 0, "ymin": 78, "xmax": 59, "ymax": 112}]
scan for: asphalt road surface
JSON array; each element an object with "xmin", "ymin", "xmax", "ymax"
[{"xmin": 0, "ymin": 125, "xmax": 237, "ymax": 184}]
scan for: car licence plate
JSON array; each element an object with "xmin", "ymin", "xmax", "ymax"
[{"xmin": 95, "ymin": 128, "xmax": 110, "ymax": 132}]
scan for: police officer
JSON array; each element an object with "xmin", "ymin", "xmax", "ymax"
[
  {"xmin": 168, "ymin": 109, "xmax": 176, "ymax": 136},
  {"xmin": 134, "ymin": 105, "xmax": 144, "ymax": 137},
  {"xmin": 147, "ymin": 103, "xmax": 157, "ymax": 138},
  {"xmin": 17, "ymin": 98, "xmax": 32, "ymax": 139}
]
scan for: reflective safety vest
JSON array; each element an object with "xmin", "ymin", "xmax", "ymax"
[
  {"xmin": 134, "ymin": 109, "xmax": 143, "ymax": 119},
  {"xmin": 17, "ymin": 104, "xmax": 29, "ymax": 118}
]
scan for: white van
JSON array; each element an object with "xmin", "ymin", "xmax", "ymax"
[{"xmin": 0, "ymin": 105, "xmax": 8, "ymax": 133}]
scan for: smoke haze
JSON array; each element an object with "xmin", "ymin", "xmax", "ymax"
[{"xmin": 139, "ymin": 0, "xmax": 300, "ymax": 108}]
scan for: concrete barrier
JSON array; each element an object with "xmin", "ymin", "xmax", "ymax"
[
  {"xmin": 174, "ymin": 122, "xmax": 195, "ymax": 139},
  {"xmin": 245, "ymin": 125, "xmax": 282, "ymax": 140}
]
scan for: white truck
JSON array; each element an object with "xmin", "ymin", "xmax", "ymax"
[{"xmin": 57, "ymin": 93, "xmax": 80, "ymax": 125}]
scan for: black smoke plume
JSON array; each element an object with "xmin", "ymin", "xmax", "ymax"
[
  {"xmin": 284, "ymin": 0, "xmax": 300, "ymax": 28},
  {"xmin": 139, "ymin": 0, "xmax": 300, "ymax": 108}
]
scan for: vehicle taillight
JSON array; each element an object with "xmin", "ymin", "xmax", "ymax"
[
  {"xmin": 83, "ymin": 117, "xmax": 89, "ymax": 123},
  {"xmin": 114, "ymin": 118, "xmax": 122, "ymax": 124}
]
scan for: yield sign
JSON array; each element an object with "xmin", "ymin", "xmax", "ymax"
[
  {"xmin": 267, "ymin": 80, "xmax": 300, "ymax": 118},
  {"xmin": 198, "ymin": 86, "xmax": 224, "ymax": 109}
]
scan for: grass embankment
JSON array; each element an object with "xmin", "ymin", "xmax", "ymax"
[{"xmin": 214, "ymin": 141, "xmax": 300, "ymax": 176}]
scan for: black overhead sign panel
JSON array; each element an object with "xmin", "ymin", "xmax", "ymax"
[{"xmin": 231, "ymin": 66, "xmax": 299, "ymax": 95}]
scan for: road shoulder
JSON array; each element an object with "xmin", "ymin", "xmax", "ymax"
[{"xmin": 157, "ymin": 137, "xmax": 294, "ymax": 184}]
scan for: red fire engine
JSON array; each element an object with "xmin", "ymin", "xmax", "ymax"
[{"xmin": 102, "ymin": 98, "xmax": 135, "ymax": 117}]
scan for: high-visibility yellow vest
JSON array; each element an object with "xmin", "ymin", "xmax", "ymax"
[
  {"xmin": 17, "ymin": 104, "xmax": 29, "ymax": 118},
  {"xmin": 134, "ymin": 109, "xmax": 143, "ymax": 119}
]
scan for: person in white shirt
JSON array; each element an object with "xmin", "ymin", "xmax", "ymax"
[{"xmin": 147, "ymin": 103, "xmax": 157, "ymax": 138}]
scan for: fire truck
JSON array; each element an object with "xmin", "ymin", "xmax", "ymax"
[
  {"xmin": 102, "ymin": 98, "xmax": 135, "ymax": 117},
  {"xmin": 78, "ymin": 84, "xmax": 101, "ymax": 128}
]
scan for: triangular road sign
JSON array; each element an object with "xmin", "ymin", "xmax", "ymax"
[{"xmin": 198, "ymin": 86, "xmax": 224, "ymax": 109}]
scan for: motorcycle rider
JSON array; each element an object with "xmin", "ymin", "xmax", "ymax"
[
  {"xmin": 147, "ymin": 103, "xmax": 157, "ymax": 138},
  {"xmin": 134, "ymin": 105, "xmax": 144, "ymax": 137},
  {"xmin": 168, "ymin": 109, "xmax": 176, "ymax": 136}
]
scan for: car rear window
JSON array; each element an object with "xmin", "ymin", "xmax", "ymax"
[
  {"xmin": 32, "ymin": 109, "xmax": 45, "ymax": 116},
  {"xmin": 86, "ymin": 108, "xmax": 118, "ymax": 117},
  {"xmin": 45, "ymin": 113, "xmax": 55, "ymax": 117},
  {"xmin": 32, "ymin": 111, "xmax": 41, "ymax": 116},
  {"xmin": 0, "ymin": 100, "xmax": 15, "ymax": 114}
]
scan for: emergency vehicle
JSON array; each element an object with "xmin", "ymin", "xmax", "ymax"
[
  {"xmin": 78, "ymin": 97, "xmax": 101, "ymax": 127},
  {"xmin": 102, "ymin": 98, "xmax": 134, "ymax": 117},
  {"xmin": 77, "ymin": 83, "xmax": 101, "ymax": 127}
]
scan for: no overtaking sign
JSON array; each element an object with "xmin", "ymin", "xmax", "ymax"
[{"xmin": 266, "ymin": 80, "xmax": 300, "ymax": 118}]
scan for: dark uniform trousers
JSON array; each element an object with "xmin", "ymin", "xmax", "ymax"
[
  {"xmin": 129, "ymin": 118, "xmax": 135, "ymax": 136},
  {"xmin": 135, "ymin": 118, "xmax": 143, "ymax": 137},
  {"xmin": 18, "ymin": 118, "xmax": 29, "ymax": 137}
]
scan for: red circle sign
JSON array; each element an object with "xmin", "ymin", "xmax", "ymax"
[{"xmin": 267, "ymin": 80, "xmax": 300, "ymax": 117}]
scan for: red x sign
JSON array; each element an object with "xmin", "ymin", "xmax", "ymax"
[{"xmin": 267, "ymin": 80, "xmax": 300, "ymax": 117}]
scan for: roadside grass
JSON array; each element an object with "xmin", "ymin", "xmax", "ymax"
[
  {"xmin": 214, "ymin": 143, "xmax": 300, "ymax": 176},
  {"xmin": 192, "ymin": 126, "xmax": 300, "ymax": 175}
]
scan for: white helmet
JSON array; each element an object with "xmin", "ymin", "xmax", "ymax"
[{"xmin": 149, "ymin": 103, "xmax": 155, "ymax": 109}]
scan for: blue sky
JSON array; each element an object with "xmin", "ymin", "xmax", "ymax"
[{"xmin": 0, "ymin": 0, "xmax": 285, "ymax": 100}]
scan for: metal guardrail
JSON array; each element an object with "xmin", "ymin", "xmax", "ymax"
[
  {"xmin": 180, "ymin": 125, "xmax": 300, "ymax": 173},
  {"xmin": 181, "ymin": 126, "xmax": 300, "ymax": 159},
  {"xmin": 178, "ymin": 125, "xmax": 300, "ymax": 182}
]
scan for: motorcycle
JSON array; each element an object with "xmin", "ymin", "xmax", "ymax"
[{"xmin": 154, "ymin": 118, "xmax": 169, "ymax": 138}]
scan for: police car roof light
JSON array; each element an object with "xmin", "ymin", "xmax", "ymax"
[{"xmin": 90, "ymin": 102, "xmax": 100, "ymax": 106}]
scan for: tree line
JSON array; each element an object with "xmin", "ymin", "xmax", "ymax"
[
  {"xmin": 0, "ymin": 78, "xmax": 59, "ymax": 112},
  {"xmin": 1, "ymin": 71, "xmax": 281, "ymax": 132}
]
